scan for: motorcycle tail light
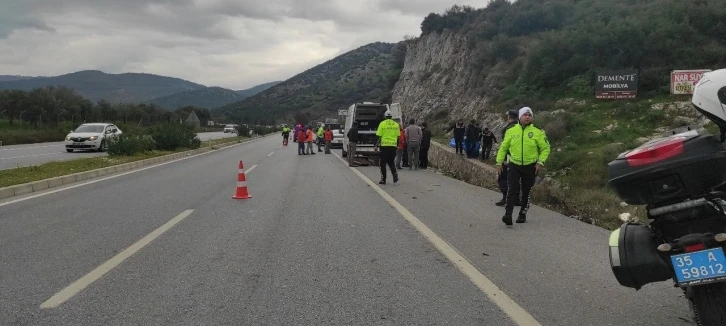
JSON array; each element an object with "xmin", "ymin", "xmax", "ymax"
[
  {"xmin": 685, "ymin": 243, "xmax": 706, "ymax": 253},
  {"xmin": 625, "ymin": 137, "xmax": 685, "ymax": 167}
]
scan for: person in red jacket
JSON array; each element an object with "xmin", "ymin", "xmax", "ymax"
[
  {"xmin": 324, "ymin": 126, "xmax": 334, "ymax": 154},
  {"xmin": 297, "ymin": 126, "xmax": 307, "ymax": 155},
  {"xmin": 395, "ymin": 125, "xmax": 406, "ymax": 169}
]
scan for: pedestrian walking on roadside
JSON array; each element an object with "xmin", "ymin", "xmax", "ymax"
[
  {"xmin": 419, "ymin": 122, "xmax": 432, "ymax": 169},
  {"xmin": 496, "ymin": 107, "xmax": 551, "ymax": 225},
  {"xmin": 405, "ymin": 118, "xmax": 422, "ymax": 170},
  {"xmin": 324, "ymin": 126, "xmax": 333, "ymax": 154},
  {"xmin": 480, "ymin": 128, "xmax": 497, "ymax": 160},
  {"xmin": 346, "ymin": 121, "xmax": 359, "ymax": 167},
  {"xmin": 375, "ymin": 110, "xmax": 400, "ymax": 184}
]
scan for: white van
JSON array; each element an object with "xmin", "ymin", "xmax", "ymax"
[{"xmin": 341, "ymin": 102, "xmax": 401, "ymax": 158}]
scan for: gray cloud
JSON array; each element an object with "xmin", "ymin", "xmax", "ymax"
[{"xmin": 0, "ymin": 0, "xmax": 491, "ymax": 89}]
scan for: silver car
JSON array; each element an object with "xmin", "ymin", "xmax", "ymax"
[{"xmin": 65, "ymin": 123, "xmax": 123, "ymax": 152}]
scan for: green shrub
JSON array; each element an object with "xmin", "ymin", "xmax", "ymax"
[
  {"xmin": 235, "ymin": 124, "xmax": 250, "ymax": 137},
  {"xmin": 147, "ymin": 123, "xmax": 201, "ymax": 151},
  {"xmin": 106, "ymin": 134, "xmax": 155, "ymax": 156}
]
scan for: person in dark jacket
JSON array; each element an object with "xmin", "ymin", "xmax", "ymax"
[
  {"xmin": 419, "ymin": 122, "xmax": 432, "ymax": 169},
  {"xmin": 465, "ymin": 120, "xmax": 479, "ymax": 158},
  {"xmin": 346, "ymin": 121, "xmax": 359, "ymax": 167},
  {"xmin": 447, "ymin": 120, "xmax": 466, "ymax": 155},
  {"xmin": 480, "ymin": 127, "xmax": 497, "ymax": 160},
  {"xmin": 496, "ymin": 110, "xmax": 521, "ymax": 206}
]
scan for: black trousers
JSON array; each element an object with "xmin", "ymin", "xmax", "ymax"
[
  {"xmin": 455, "ymin": 138, "xmax": 464, "ymax": 154},
  {"xmin": 419, "ymin": 147, "xmax": 429, "ymax": 169},
  {"xmin": 497, "ymin": 164, "xmax": 509, "ymax": 199},
  {"xmin": 481, "ymin": 144, "xmax": 492, "ymax": 159},
  {"xmin": 506, "ymin": 163, "xmax": 537, "ymax": 215},
  {"xmin": 379, "ymin": 147, "xmax": 397, "ymax": 181}
]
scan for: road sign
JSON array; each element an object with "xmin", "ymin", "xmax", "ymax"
[{"xmin": 338, "ymin": 109, "xmax": 347, "ymax": 116}]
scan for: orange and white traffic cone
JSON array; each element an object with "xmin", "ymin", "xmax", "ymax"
[{"xmin": 233, "ymin": 160, "xmax": 252, "ymax": 199}]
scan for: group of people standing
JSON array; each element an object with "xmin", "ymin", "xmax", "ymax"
[
  {"xmin": 448, "ymin": 120, "xmax": 499, "ymax": 160},
  {"xmin": 281, "ymin": 123, "xmax": 335, "ymax": 155},
  {"xmin": 373, "ymin": 111, "xmax": 432, "ymax": 185},
  {"xmin": 282, "ymin": 106, "xmax": 550, "ymax": 228}
]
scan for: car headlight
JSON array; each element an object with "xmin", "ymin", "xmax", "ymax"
[
  {"xmin": 66, "ymin": 136, "xmax": 71, "ymax": 141},
  {"xmin": 89, "ymin": 136, "xmax": 98, "ymax": 141}
]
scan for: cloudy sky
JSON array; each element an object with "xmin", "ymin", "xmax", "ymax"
[{"xmin": 0, "ymin": 0, "xmax": 489, "ymax": 89}]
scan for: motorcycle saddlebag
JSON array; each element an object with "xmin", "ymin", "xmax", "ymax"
[
  {"xmin": 609, "ymin": 223, "xmax": 673, "ymax": 290},
  {"xmin": 607, "ymin": 134, "xmax": 726, "ymax": 205}
]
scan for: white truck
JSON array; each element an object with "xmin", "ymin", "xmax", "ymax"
[{"xmin": 341, "ymin": 102, "xmax": 402, "ymax": 159}]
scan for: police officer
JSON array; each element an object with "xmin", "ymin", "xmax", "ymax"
[
  {"xmin": 375, "ymin": 110, "xmax": 401, "ymax": 184},
  {"xmin": 496, "ymin": 107, "xmax": 551, "ymax": 225},
  {"xmin": 281, "ymin": 124, "xmax": 290, "ymax": 146},
  {"xmin": 495, "ymin": 110, "xmax": 520, "ymax": 207}
]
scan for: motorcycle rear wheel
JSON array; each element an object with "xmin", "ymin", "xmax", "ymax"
[{"xmin": 688, "ymin": 283, "xmax": 726, "ymax": 326}]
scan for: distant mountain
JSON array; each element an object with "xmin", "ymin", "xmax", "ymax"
[
  {"xmin": 215, "ymin": 42, "xmax": 406, "ymax": 124},
  {"xmin": 235, "ymin": 81, "xmax": 282, "ymax": 97},
  {"xmin": 0, "ymin": 70, "xmax": 206, "ymax": 103},
  {"xmin": 146, "ymin": 86, "xmax": 243, "ymax": 110},
  {"xmin": 0, "ymin": 75, "xmax": 39, "ymax": 82}
]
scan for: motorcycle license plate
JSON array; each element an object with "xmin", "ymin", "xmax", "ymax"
[{"xmin": 671, "ymin": 248, "xmax": 726, "ymax": 286}]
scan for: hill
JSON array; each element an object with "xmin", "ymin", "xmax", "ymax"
[
  {"xmin": 214, "ymin": 42, "xmax": 406, "ymax": 125},
  {"xmin": 0, "ymin": 75, "xmax": 39, "ymax": 82},
  {"xmin": 235, "ymin": 81, "xmax": 282, "ymax": 97},
  {"xmin": 0, "ymin": 70, "xmax": 206, "ymax": 103},
  {"xmin": 146, "ymin": 86, "xmax": 243, "ymax": 110},
  {"xmin": 389, "ymin": 0, "xmax": 726, "ymax": 229},
  {"xmin": 405, "ymin": 0, "xmax": 726, "ymax": 113}
]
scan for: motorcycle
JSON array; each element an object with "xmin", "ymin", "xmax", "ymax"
[
  {"xmin": 606, "ymin": 69, "xmax": 726, "ymax": 325},
  {"xmin": 607, "ymin": 125, "xmax": 726, "ymax": 325}
]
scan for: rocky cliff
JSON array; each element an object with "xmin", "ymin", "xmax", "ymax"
[{"xmin": 391, "ymin": 32, "xmax": 509, "ymax": 134}]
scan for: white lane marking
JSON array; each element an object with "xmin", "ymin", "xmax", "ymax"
[
  {"xmin": 245, "ymin": 165, "xmax": 257, "ymax": 174},
  {"xmin": 0, "ymin": 152, "xmax": 65, "ymax": 160},
  {"xmin": 331, "ymin": 152, "xmax": 542, "ymax": 326},
  {"xmin": 0, "ymin": 137, "xmax": 270, "ymax": 208},
  {"xmin": 40, "ymin": 209, "xmax": 195, "ymax": 309},
  {"xmin": 267, "ymin": 151, "xmax": 274, "ymax": 157},
  {"xmin": 0, "ymin": 144, "xmax": 63, "ymax": 151}
]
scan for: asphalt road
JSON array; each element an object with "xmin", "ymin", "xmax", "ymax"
[
  {"xmin": 0, "ymin": 131, "xmax": 236, "ymax": 170},
  {"xmin": 0, "ymin": 135, "xmax": 694, "ymax": 325}
]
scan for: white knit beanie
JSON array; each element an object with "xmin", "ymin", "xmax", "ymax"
[{"xmin": 519, "ymin": 107, "xmax": 533, "ymax": 119}]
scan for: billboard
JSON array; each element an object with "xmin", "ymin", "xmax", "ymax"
[
  {"xmin": 595, "ymin": 70, "xmax": 638, "ymax": 99},
  {"xmin": 671, "ymin": 70, "xmax": 711, "ymax": 94}
]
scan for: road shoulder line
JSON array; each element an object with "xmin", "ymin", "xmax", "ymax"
[{"xmin": 331, "ymin": 152, "xmax": 542, "ymax": 326}]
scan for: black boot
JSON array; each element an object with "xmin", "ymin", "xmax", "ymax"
[
  {"xmin": 379, "ymin": 179, "xmax": 386, "ymax": 185},
  {"xmin": 516, "ymin": 213, "xmax": 527, "ymax": 224},
  {"xmin": 495, "ymin": 197, "xmax": 506, "ymax": 206},
  {"xmin": 502, "ymin": 212, "xmax": 513, "ymax": 226},
  {"xmin": 393, "ymin": 172, "xmax": 399, "ymax": 183}
]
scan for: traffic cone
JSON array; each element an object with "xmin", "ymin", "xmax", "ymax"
[{"xmin": 233, "ymin": 160, "xmax": 252, "ymax": 199}]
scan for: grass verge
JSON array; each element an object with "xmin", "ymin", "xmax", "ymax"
[
  {"xmin": 0, "ymin": 135, "xmax": 252, "ymax": 188},
  {"xmin": 431, "ymin": 96, "xmax": 709, "ymax": 231}
]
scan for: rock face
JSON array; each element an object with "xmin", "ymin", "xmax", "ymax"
[
  {"xmin": 392, "ymin": 33, "xmax": 509, "ymax": 134},
  {"xmin": 427, "ymin": 141, "xmax": 500, "ymax": 191}
]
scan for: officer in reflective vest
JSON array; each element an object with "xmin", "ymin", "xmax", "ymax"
[{"xmin": 375, "ymin": 110, "xmax": 401, "ymax": 184}]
